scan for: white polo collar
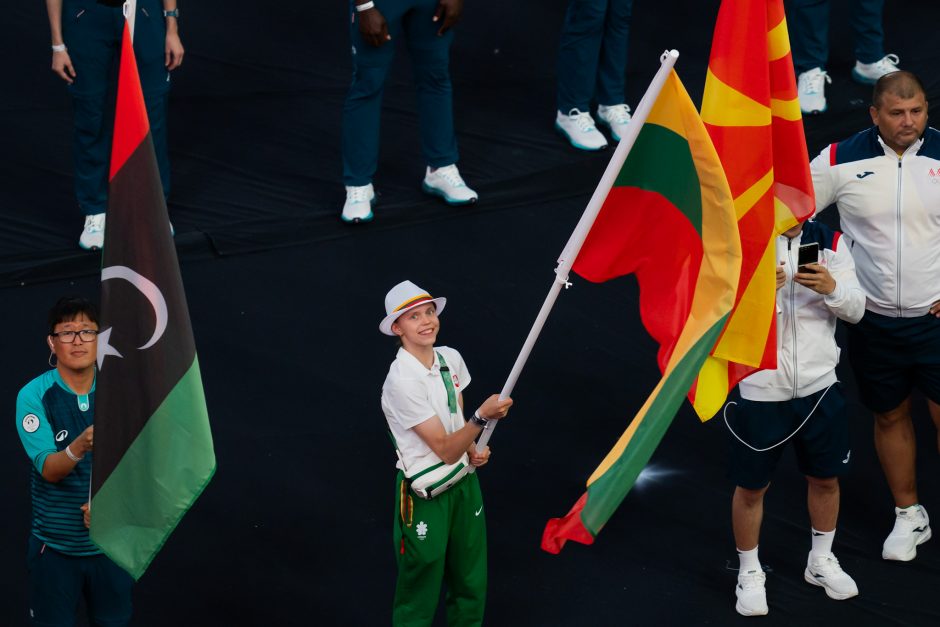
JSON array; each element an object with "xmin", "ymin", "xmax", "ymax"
[{"xmin": 396, "ymin": 347, "xmax": 441, "ymax": 376}]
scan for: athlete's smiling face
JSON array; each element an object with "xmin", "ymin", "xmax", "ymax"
[
  {"xmin": 48, "ymin": 314, "xmax": 99, "ymax": 373},
  {"xmin": 391, "ymin": 303, "xmax": 439, "ymax": 351}
]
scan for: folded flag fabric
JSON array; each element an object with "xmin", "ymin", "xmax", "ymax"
[
  {"xmin": 542, "ymin": 69, "xmax": 740, "ymax": 553},
  {"xmin": 691, "ymin": 0, "xmax": 816, "ymax": 419},
  {"xmin": 90, "ymin": 20, "xmax": 216, "ymax": 580}
]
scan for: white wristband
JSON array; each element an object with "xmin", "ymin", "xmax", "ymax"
[
  {"xmin": 52, "ymin": 44, "xmax": 67, "ymax": 53},
  {"xmin": 356, "ymin": 1, "xmax": 375, "ymax": 12},
  {"xmin": 65, "ymin": 445, "xmax": 84, "ymax": 462}
]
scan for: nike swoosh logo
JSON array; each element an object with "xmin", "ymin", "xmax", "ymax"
[
  {"xmin": 842, "ymin": 450, "xmax": 851, "ymax": 464},
  {"xmin": 914, "ymin": 526, "xmax": 928, "ymax": 533},
  {"xmin": 856, "ymin": 171, "xmax": 874, "ymax": 179},
  {"xmin": 475, "ymin": 506, "xmax": 483, "ymax": 517}
]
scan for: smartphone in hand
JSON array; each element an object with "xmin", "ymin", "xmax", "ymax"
[{"xmin": 797, "ymin": 242, "xmax": 819, "ymax": 273}]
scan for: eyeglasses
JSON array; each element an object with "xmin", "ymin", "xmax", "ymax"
[{"xmin": 51, "ymin": 330, "xmax": 100, "ymax": 343}]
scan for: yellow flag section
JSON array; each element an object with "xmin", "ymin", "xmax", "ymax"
[
  {"xmin": 691, "ymin": 0, "xmax": 816, "ymax": 420},
  {"xmin": 542, "ymin": 71, "xmax": 740, "ymax": 553}
]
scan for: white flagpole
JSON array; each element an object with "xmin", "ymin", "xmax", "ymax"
[
  {"xmin": 474, "ymin": 50, "xmax": 680, "ymax": 455},
  {"xmin": 124, "ymin": 0, "xmax": 138, "ymax": 41}
]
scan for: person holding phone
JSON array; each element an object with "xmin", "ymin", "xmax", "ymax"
[
  {"xmin": 380, "ymin": 280, "xmax": 512, "ymax": 626},
  {"xmin": 727, "ymin": 220, "xmax": 865, "ymax": 616},
  {"xmin": 810, "ymin": 71, "xmax": 940, "ymax": 562}
]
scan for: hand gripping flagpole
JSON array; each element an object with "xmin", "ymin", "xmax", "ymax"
[{"xmin": 473, "ymin": 50, "xmax": 680, "ymax": 458}]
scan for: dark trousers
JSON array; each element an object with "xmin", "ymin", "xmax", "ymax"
[
  {"xmin": 786, "ymin": 0, "xmax": 885, "ymax": 73},
  {"xmin": 341, "ymin": 0, "xmax": 459, "ymax": 186},
  {"xmin": 63, "ymin": 0, "xmax": 171, "ymax": 215},
  {"xmin": 556, "ymin": 0, "xmax": 634, "ymax": 113},
  {"xmin": 27, "ymin": 535, "xmax": 133, "ymax": 626}
]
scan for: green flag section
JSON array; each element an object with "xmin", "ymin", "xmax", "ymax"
[
  {"xmin": 91, "ymin": 360, "xmax": 215, "ymax": 578},
  {"xmin": 542, "ymin": 70, "xmax": 740, "ymax": 553},
  {"xmin": 91, "ymin": 21, "xmax": 215, "ymax": 580}
]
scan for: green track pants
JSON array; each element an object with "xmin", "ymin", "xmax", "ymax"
[{"xmin": 392, "ymin": 471, "xmax": 487, "ymax": 626}]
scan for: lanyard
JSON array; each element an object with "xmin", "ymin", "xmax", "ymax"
[{"xmin": 436, "ymin": 351, "xmax": 458, "ymax": 416}]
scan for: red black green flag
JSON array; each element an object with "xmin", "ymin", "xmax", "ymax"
[{"xmin": 90, "ymin": 20, "xmax": 216, "ymax": 580}]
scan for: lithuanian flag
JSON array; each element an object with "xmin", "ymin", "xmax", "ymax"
[
  {"xmin": 690, "ymin": 0, "xmax": 816, "ymax": 419},
  {"xmin": 541, "ymin": 70, "xmax": 740, "ymax": 553},
  {"xmin": 90, "ymin": 20, "xmax": 216, "ymax": 580}
]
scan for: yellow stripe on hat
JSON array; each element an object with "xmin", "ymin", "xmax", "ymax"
[{"xmin": 393, "ymin": 294, "xmax": 433, "ymax": 313}]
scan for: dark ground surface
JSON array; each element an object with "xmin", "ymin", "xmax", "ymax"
[{"xmin": 2, "ymin": 0, "xmax": 940, "ymax": 625}]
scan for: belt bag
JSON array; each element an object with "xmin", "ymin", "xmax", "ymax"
[{"xmin": 405, "ymin": 454, "xmax": 470, "ymax": 500}]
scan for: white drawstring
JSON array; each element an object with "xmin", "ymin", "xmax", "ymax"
[{"xmin": 723, "ymin": 382, "xmax": 835, "ymax": 452}]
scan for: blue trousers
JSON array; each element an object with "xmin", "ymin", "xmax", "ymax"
[
  {"xmin": 63, "ymin": 0, "xmax": 171, "ymax": 215},
  {"xmin": 556, "ymin": 0, "xmax": 634, "ymax": 113},
  {"xmin": 341, "ymin": 0, "xmax": 459, "ymax": 186},
  {"xmin": 27, "ymin": 535, "xmax": 133, "ymax": 626},
  {"xmin": 786, "ymin": 0, "xmax": 885, "ymax": 73}
]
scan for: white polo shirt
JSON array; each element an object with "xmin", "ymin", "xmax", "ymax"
[{"xmin": 382, "ymin": 346, "xmax": 471, "ymax": 472}]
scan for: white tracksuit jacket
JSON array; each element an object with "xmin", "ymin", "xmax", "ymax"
[
  {"xmin": 738, "ymin": 222, "xmax": 866, "ymax": 402},
  {"xmin": 811, "ymin": 126, "xmax": 940, "ymax": 317}
]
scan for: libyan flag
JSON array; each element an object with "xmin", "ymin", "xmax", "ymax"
[
  {"xmin": 541, "ymin": 70, "xmax": 740, "ymax": 553},
  {"xmin": 90, "ymin": 19, "xmax": 216, "ymax": 580}
]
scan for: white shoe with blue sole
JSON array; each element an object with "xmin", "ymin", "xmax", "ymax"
[
  {"xmin": 852, "ymin": 54, "xmax": 900, "ymax": 85},
  {"xmin": 556, "ymin": 108, "xmax": 607, "ymax": 151},
  {"xmin": 596, "ymin": 104, "xmax": 632, "ymax": 142},
  {"xmin": 422, "ymin": 165, "xmax": 478, "ymax": 205},
  {"xmin": 342, "ymin": 184, "xmax": 375, "ymax": 224}
]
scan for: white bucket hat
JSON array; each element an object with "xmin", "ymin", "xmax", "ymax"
[{"xmin": 379, "ymin": 280, "xmax": 446, "ymax": 336}]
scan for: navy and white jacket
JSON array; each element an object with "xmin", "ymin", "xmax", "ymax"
[
  {"xmin": 739, "ymin": 221, "xmax": 865, "ymax": 402},
  {"xmin": 811, "ymin": 126, "xmax": 940, "ymax": 317}
]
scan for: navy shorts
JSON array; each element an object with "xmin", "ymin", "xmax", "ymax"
[
  {"xmin": 727, "ymin": 384, "xmax": 850, "ymax": 490},
  {"xmin": 26, "ymin": 535, "xmax": 133, "ymax": 626},
  {"xmin": 847, "ymin": 311, "xmax": 940, "ymax": 413}
]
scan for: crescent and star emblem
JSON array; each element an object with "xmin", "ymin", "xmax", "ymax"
[{"xmin": 97, "ymin": 265, "xmax": 169, "ymax": 370}]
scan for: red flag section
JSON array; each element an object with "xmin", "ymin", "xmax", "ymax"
[
  {"xmin": 690, "ymin": 0, "xmax": 815, "ymax": 420},
  {"xmin": 109, "ymin": 22, "xmax": 150, "ymax": 181}
]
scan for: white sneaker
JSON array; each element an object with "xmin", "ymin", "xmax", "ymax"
[
  {"xmin": 422, "ymin": 165, "xmax": 478, "ymax": 205},
  {"xmin": 804, "ymin": 553, "xmax": 859, "ymax": 600},
  {"xmin": 797, "ymin": 67, "xmax": 832, "ymax": 114},
  {"xmin": 596, "ymin": 104, "xmax": 632, "ymax": 142},
  {"xmin": 555, "ymin": 109, "xmax": 608, "ymax": 151},
  {"xmin": 735, "ymin": 569, "xmax": 768, "ymax": 616},
  {"xmin": 883, "ymin": 504, "xmax": 931, "ymax": 561},
  {"xmin": 852, "ymin": 54, "xmax": 900, "ymax": 85},
  {"xmin": 341, "ymin": 184, "xmax": 375, "ymax": 223},
  {"xmin": 79, "ymin": 213, "xmax": 106, "ymax": 250}
]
